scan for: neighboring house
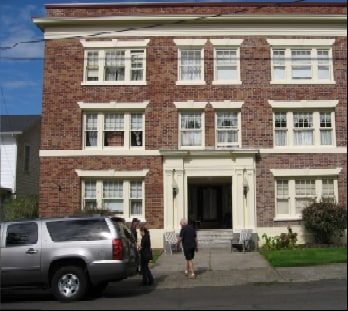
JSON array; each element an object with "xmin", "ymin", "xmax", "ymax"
[
  {"xmin": 33, "ymin": 1, "xmax": 347, "ymax": 248},
  {"xmin": 0, "ymin": 115, "xmax": 41, "ymax": 202}
]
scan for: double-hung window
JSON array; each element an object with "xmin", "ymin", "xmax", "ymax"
[
  {"xmin": 82, "ymin": 179, "xmax": 144, "ymax": 218},
  {"xmin": 216, "ymin": 112, "xmax": 239, "ymax": 148},
  {"xmin": 211, "ymin": 39, "xmax": 243, "ymax": 85},
  {"xmin": 83, "ymin": 112, "xmax": 144, "ymax": 149},
  {"xmin": 174, "ymin": 39, "xmax": 207, "ymax": 85},
  {"xmin": 272, "ymin": 168, "xmax": 340, "ymax": 220},
  {"xmin": 79, "ymin": 101, "xmax": 149, "ymax": 150},
  {"xmin": 180, "ymin": 112, "xmax": 203, "ymax": 147},
  {"xmin": 81, "ymin": 39, "xmax": 149, "ymax": 85},
  {"xmin": 270, "ymin": 100, "xmax": 337, "ymax": 148},
  {"xmin": 267, "ymin": 39, "xmax": 335, "ymax": 84},
  {"xmin": 212, "ymin": 101, "xmax": 243, "ymax": 149}
]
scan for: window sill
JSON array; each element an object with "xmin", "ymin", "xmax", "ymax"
[
  {"xmin": 212, "ymin": 80, "xmax": 242, "ymax": 85},
  {"xmin": 274, "ymin": 217, "xmax": 302, "ymax": 222},
  {"xmin": 270, "ymin": 80, "xmax": 336, "ymax": 85},
  {"xmin": 176, "ymin": 81, "xmax": 206, "ymax": 86},
  {"xmin": 81, "ymin": 81, "xmax": 147, "ymax": 86}
]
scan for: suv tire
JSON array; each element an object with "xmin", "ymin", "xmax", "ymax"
[{"xmin": 51, "ymin": 266, "xmax": 89, "ymax": 302}]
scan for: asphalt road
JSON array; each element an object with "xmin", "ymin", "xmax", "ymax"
[{"xmin": 1, "ymin": 279, "xmax": 346, "ymax": 310}]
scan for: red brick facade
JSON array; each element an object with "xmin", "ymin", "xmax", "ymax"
[{"xmin": 36, "ymin": 2, "xmax": 347, "ymax": 235}]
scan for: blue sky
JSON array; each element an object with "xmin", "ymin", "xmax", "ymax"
[{"xmin": 0, "ymin": 0, "xmax": 345, "ymax": 116}]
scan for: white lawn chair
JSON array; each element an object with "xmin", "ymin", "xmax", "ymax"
[
  {"xmin": 231, "ymin": 229, "xmax": 253, "ymax": 253},
  {"xmin": 164, "ymin": 231, "xmax": 182, "ymax": 255}
]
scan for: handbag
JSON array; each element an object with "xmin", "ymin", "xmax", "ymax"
[{"xmin": 142, "ymin": 248, "xmax": 153, "ymax": 261}]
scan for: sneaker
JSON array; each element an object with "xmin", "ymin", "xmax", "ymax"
[
  {"xmin": 184, "ymin": 270, "xmax": 189, "ymax": 276},
  {"xmin": 188, "ymin": 273, "xmax": 196, "ymax": 279}
]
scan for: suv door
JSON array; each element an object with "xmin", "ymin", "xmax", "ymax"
[{"xmin": 1, "ymin": 221, "xmax": 42, "ymax": 286}]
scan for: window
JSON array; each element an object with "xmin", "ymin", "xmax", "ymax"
[
  {"xmin": 24, "ymin": 145, "xmax": 30, "ymax": 173},
  {"xmin": 81, "ymin": 39, "xmax": 149, "ymax": 85},
  {"xmin": 273, "ymin": 111, "xmax": 334, "ymax": 147},
  {"xmin": 267, "ymin": 39, "xmax": 335, "ymax": 84},
  {"xmin": 82, "ymin": 179, "xmax": 144, "ymax": 218},
  {"xmin": 179, "ymin": 112, "xmax": 203, "ymax": 148},
  {"xmin": 174, "ymin": 39, "xmax": 207, "ymax": 85},
  {"xmin": 211, "ymin": 39, "xmax": 243, "ymax": 85},
  {"xmin": 271, "ymin": 168, "xmax": 340, "ymax": 220},
  {"xmin": 47, "ymin": 219, "xmax": 110, "ymax": 242},
  {"xmin": 275, "ymin": 178, "xmax": 336, "ymax": 220},
  {"xmin": 83, "ymin": 112, "xmax": 144, "ymax": 149},
  {"xmin": 216, "ymin": 112, "xmax": 239, "ymax": 148},
  {"xmin": 6, "ymin": 222, "xmax": 38, "ymax": 246}
]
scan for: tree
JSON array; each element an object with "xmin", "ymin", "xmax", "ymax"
[
  {"xmin": 302, "ymin": 198, "xmax": 347, "ymax": 244},
  {"xmin": 1, "ymin": 195, "xmax": 38, "ymax": 221}
]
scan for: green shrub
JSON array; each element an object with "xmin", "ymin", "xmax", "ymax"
[
  {"xmin": 1, "ymin": 195, "xmax": 38, "ymax": 221},
  {"xmin": 261, "ymin": 226, "xmax": 297, "ymax": 250},
  {"xmin": 302, "ymin": 198, "xmax": 347, "ymax": 244}
]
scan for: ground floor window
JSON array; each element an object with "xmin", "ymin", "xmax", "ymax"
[
  {"xmin": 275, "ymin": 177, "xmax": 335, "ymax": 220},
  {"xmin": 82, "ymin": 179, "xmax": 144, "ymax": 219}
]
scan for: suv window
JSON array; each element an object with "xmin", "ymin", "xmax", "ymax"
[
  {"xmin": 112, "ymin": 219, "xmax": 134, "ymax": 241},
  {"xmin": 6, "ymin": 222, "xmax": 38, "ymax": 246},
  {"xmin": 46, "ymin": 218, "xmax": 110, "ymax": 242}
]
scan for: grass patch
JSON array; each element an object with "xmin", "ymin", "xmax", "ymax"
[
  {"xmin": 150, "ymin": 249, "xmax": 163, "ymax": 263},
  {"xmin": 259, "ymin": 247, "xmax": 347, "ymax": 267}
]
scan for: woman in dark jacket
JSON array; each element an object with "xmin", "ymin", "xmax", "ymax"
[{"xmin": 139, "ymin": 226, "xmax": 154, "ymax": 286}]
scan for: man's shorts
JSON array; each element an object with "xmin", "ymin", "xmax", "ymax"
[{"xmin": 184, "ymin": 248, "xmax": 195, "ymax": 260}]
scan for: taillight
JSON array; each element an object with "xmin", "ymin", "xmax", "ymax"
[{"xmin": 112, "ymin": 239, "xmax": 123, "ymax": 260}]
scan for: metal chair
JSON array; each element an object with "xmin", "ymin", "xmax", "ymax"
[
  {"xmin": 164, "ymin": 231, "xmax": 182, "ymax": 255},
  {"xmin": 231, "ymin": 229, "xmax": 253, "ymax": 253}
]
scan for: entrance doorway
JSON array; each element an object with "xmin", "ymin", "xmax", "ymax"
[{"xmin": 187, "ymin": 177, "xmax": 232, "ymax": 229}]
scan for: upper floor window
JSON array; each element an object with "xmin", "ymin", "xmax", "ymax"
[
  {"xmin": 212, "ymin": 101, "xmax": 243, "ymax": 149},
  {"xmin": 211, "ymin": 39, "xmax": 243, "ymax": 85},
  {"xmin": 216, "ymin": 112, "xmax": 240, "ymax": 148},
  {"xmin": 174, "ymin": 39, "xmax": 207, "ymax": 85},
  {"xmin": 267, "ymin": 39, "xmax": 335, "ymax": 84},
  {"xmin": 274, "ymin": 111, "xmax": 334, "ymax": 147},
  {"xmin": 81, "ymin": 39, "xmax": 149, "ymax": 85},
  {"xmin": 180, "ymin": 112, "xmax": 204, "ymax": 148},
  {"xmin": 270, "ymin": 100, "xmax": 338, "ymax": 148},
  {"xmin": 84, "ymin": 112, "xmax": 144, "ymax": 149},
  {"xmin": 79, "ymin": 101, "xmax": 149, "ymax": 150}
]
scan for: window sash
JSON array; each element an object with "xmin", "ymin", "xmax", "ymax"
[
  {"xmin": 179, "ymin": 49, "xmax": 202, "ymax": 81},
  {"xmin": 180, "ymin": 112, "xmax": 202, "ymax": 146},
  {"xmin": 215, "ymin": 49, "xmax": 238, "ymax": 80},
  {"xmin": 271, "ymin": 48, "xmax": 332, "ymax": 82}
]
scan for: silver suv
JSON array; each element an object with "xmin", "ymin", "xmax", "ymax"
[{"xmin": 0, "ymin": 215, "xmax": 139, "ymax": 302}]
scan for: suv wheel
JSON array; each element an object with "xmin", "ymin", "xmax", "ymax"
[{"xmin": 51, "ymin": 266, "xmax": 89, "ymax": 302}]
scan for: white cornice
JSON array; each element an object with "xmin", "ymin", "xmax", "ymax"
[{"xmin": 33, "ymin": 15, "xmax": 347, "ymax": 39}]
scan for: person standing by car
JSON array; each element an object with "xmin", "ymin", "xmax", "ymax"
[
  {"xmin": 176, "ymin": 218, "xmax": 198, "ymax": 279},
  {"xmin": 139, "ymin": 225, "xmax": 154, "ymax": 286},
  {"xmin": 130, "ymin": 218, "xmax": 140, "ymax": 245}
]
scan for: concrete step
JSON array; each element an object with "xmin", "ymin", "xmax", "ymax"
[{"xmin": 196, "ymin": 230, "xmax": 233, "ymax": 248}]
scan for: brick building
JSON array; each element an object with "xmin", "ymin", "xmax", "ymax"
[{"xmin": 33, "ymin": 1, "xmax": 347, "ymax": 248}]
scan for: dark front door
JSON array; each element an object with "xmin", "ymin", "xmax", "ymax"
[{"xmin": 188, "ymin": 178, "xmax": 232, "ymax": 229}]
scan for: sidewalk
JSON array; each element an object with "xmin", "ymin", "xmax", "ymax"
[{"xmin": 143, "ymin": 248, "xmax": 347, "ymax": 289}]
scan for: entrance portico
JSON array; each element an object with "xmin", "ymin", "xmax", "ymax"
[{"xmin": 161, "ymin": 150, "xmax": 258, "ymax": 232}]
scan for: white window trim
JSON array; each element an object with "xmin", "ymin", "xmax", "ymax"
[
  {"xmin": 174, "ymin": 39, "xmax": 207, "ymax": 86},
  {"xmin": 212, "ymin": 101, "xmax": 244, "ymax": 149},
  {"xmin": 210, "ymin": 39, "xmax": 243, "ymax": 85},
  {"xmin": 81, "ymin": 39, "xmax": 150, "ymax": 86},
  {"xmin": 177, "ymin": 107, "xmax": 206, "ymax": 150},
  {"xmin": 79, "ymin": 175, "xmax": 147, "ymax": 220},
  {"xmin": 271, "ymin": 168, "xmax": 340, "ymax": 221},
  {"xmin": 270, "ymin": 100, "xmax": 338, "ymax": 148},
  {"xmin": 267, "ymin": 39, "xmax": 335, "ymax": 85},
  {"xmin": 79, "ymin": 101, "xmax": 149, "ymax": 150}
]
